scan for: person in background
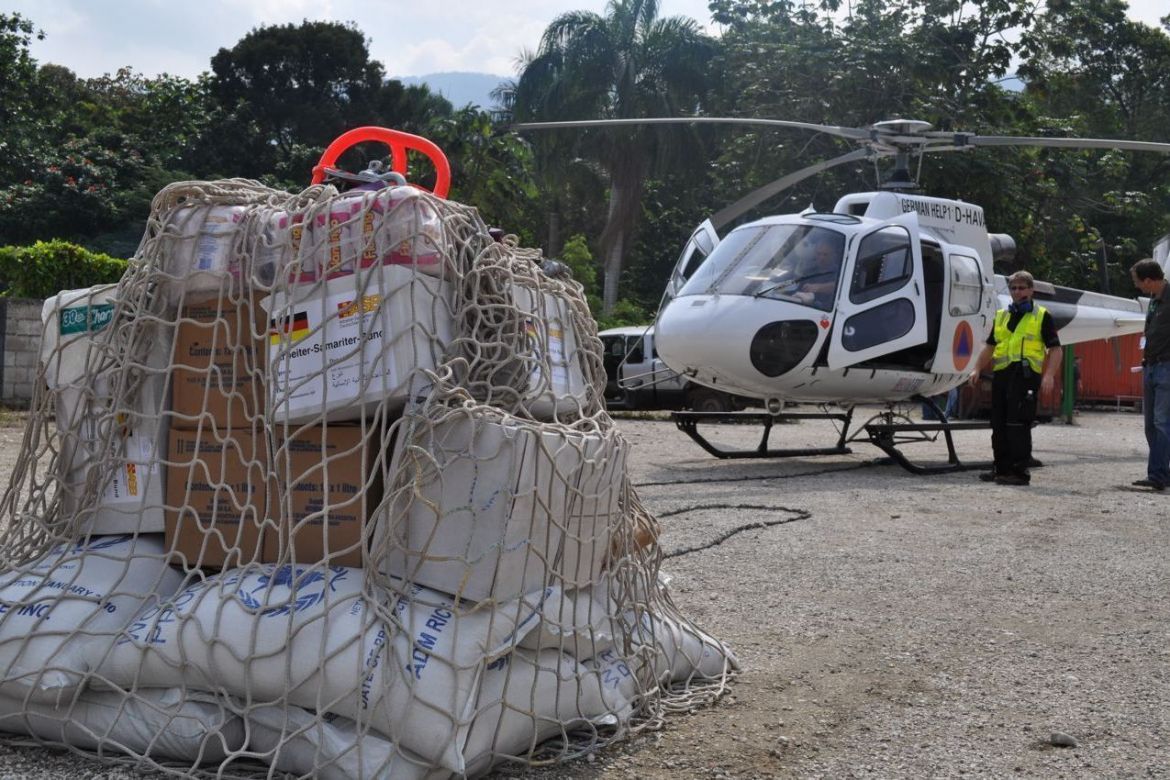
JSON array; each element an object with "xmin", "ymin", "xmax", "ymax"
[
  {"xmin": 1130, "ymin": 258, "xmax": 1170, "ymax": 491},
  {"xmin": 968, "ymin": 271, "xmax": 1062, "ymax": 485},
  {"xmin": 922, "ymin": 387, "xmax": 959, "ymax": 421},
  {"xmin": 1073, "ymin": 355, "xmax": 1083, "ymax": 406}
]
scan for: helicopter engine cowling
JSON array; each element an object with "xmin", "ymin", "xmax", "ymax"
[{"xmin": 988, "ymin": 233, "xmax": 1016, "ymax": 265}]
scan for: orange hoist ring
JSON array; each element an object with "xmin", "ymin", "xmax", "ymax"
[{"xmin": 310, "ymin": 126, "xmax": 451, "ymax": 198}]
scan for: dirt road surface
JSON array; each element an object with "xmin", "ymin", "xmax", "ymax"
[{"xmin": 1, "ymin": 408, "xmax": 1167, "ymax": 779}]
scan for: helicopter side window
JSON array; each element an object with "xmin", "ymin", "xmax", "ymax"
[
  {"xmin": 850, "ymin": 226, "xmax": 913, "ymax": 305},
  {"xmin": 841, "ymin": 299, "xmax": 916, "ymax": 351},
  {"xmin": 948, "ymin": 254, "xmax": 983, "ymax": 315}
]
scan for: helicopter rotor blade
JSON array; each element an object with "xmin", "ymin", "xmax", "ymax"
[
  {"xmin": 931, "ymin": 133, "xmax": 1170, "ymax": 156},
  {"xmin": 511, "ymin": 116, "xmax": 871, "ymax": 142},
  {"xmin": 710, "ymin": 147, "xmax": 875, "ymax": 229}
]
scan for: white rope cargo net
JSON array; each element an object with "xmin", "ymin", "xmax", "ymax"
[{"xmin": 0, "ymin": 177, "xmax": 736, "ymax": 777}]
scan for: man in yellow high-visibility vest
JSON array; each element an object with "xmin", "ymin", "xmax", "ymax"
[{"xmin": 968, "ymin": 271, "xmax": 1062, "ymax": 485}]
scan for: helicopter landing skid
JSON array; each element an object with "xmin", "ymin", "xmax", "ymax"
[
  {"xmin": 672, "ymin": 407, "xmax": 993, "ymax": 475},
  {"xmin": 859, "ymin": 419, "xmax": 992, "ymax": 475},
  {"xmin": 672, "ymin": 409, "xmax": 855, "ymax": 459}
]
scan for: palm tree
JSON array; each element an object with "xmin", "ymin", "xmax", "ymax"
[{"xmin": 511, "ymin": 0, "xmax": 714, "ymax": 314}]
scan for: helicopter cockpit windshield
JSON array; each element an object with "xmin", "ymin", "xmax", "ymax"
[{"xmin": 676, "ymin": 224, "xmax": 846, "ymax": 311}]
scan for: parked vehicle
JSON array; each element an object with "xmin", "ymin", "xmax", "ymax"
[{"xmin": 599, "ymin": 326, "xmax": 749, "ymax": 412}]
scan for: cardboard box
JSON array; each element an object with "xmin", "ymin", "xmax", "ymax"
[
  {"xmin": 375, "ymin": 413, "xmax": 625, "ymax": 603},
  {"xmin": 511, "ymin": 283, "xmax": 591, "ymax": 420},
  {"xmin": 261, "ymin": 265, "xmax": 455, "ymax": 424},
  {"xmin": 60, "ymin": 413, "xmax": 170, "ymax": 535},
  {"xmin": 170, "ymin": 295, "xmax": 265, "ymax": 430},
  {"xmin": 165, "ymin": 428, "xmax": 269, "ymax": 570},
  {"xmin": 265, "ymin": 425, "xmax": 378, "ymax": 568},
  {"xmin": 43, "ymin": 290, "xmax": 173, "ymax": 534}
]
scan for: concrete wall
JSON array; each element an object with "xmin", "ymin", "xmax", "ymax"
[{"xmin": 1, "ymin": 298, "xmax": 44, "ymax": 408}]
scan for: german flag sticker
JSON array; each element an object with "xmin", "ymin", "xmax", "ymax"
[{"xmin": 269, "ymin": 311, "xmax": 310, "ymax": 345}]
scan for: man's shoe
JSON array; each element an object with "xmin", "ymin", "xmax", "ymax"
[
  {"xmin": 995, "ymin": 474, "xmax": 1030, "ymax": 486},
  {"xmin": 1028, "ymin": 457, "xmax": 1044, "ymax": 468},
  {"xmin": 1132, "ymin": 479, "xmax": 1166, "ymax": 491},
  {"xmin": 978, "ymin": 471, "xmax": 998, "ymax": 482}
]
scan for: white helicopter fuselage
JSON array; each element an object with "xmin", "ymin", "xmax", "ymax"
[{"xmin": 655, "ymin": 191, "xmax": 1146, "ymax": 406}]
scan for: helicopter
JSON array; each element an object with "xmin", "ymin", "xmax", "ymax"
[{"xmin": 514, "ymin": 118, "xmax": 1170, "ymax": 472}]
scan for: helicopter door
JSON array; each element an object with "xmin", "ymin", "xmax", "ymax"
[
  {"xmin": 826, "ymin": 214, "xmax": 928, "ymax": 369},
  {"xmin": 662, "ymin": 219, "xmax": 720, "ymax": 303},
  {"xmin": 928, "ymin": 252, "xmax": 986, "ymax": 374}
]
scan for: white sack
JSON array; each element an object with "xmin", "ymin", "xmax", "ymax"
[
  {"xmin": 98, "ymin": 565, "xmax": 549, "ymax": 773},
  {"xmin": 519, "ymin": 580, "xmax": 620, "ymax": 659},
  {"xmin": 0, "ymin": 534, "xmax": 184, "ymax": 702},
  {"xmin": 461, "ymin": 649, "xmax": 623, "ymax": 777},
  {"xmin": 379, "ymin": 412, "xmax": 623, "ymax": 603},
  {"xmin": 247, "ymin": 704, "xmax": 450, "ymax": 780},
  {"xmin": 0, "ymin": 687, "xmax": 242, "ymax": 764},
  {"xmin": 635, "ymin": 611, "xmax": 738, "ymax": 683}
]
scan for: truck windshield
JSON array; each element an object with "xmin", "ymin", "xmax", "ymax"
[{"xmin": 676, "ymin": 224, "xmax": 846, "ymax": 311}]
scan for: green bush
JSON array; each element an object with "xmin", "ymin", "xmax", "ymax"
[
  {"xmin": 0, "ymin": 240, "xmax": 128, "ymax": 299},
  {"xmin": 596, "ymin": 298, "xmax": 650, "ymax": 331}
]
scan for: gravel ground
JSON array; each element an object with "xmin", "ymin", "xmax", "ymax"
[{"xmin": 0, "ymin": 407, "xmax": 1167, "ymax": 779}]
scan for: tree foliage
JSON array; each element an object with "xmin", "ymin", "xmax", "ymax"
[{"xmin": 510, "ymin": 0, "xmax": 716, "ymax": 313}]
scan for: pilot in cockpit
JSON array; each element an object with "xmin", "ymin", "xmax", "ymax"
[{"xmin": 789, "ymin": 236, "xmax": 843, "ymax": 308}]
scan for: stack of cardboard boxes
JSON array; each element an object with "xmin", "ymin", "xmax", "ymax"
[
  {"xmin": 164, "ymin": 290, "xmax": 381, "ymax": 570},
  {"xmin": 45, "ymin": 191, "xmax": 615, "ymax": 599},
  {"xmin": 164, "ymin": 293, "xmax": 271, "ymax": 569},
  {"xmin": 155, "ymin": 192, "xmax": 461, "ymax": 572}
]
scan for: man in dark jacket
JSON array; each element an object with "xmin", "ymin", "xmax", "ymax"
[{"xmin": 1130, "ymin": 258, "xmax": 1170, "ymax": 491}]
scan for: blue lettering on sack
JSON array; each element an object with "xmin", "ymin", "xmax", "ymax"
[
  {"xmin": 360, "ymin": 626, "xmax": 388, "ymax": 709},
  {"xmin": 226, "ymin": 565, "xmax": 348, "ymax": 617},
  {"xmin": 406, "ymin": 606, "xmax": 452, "ymax": 679},
  {"xmin": 121, "ymin": 584, "xmax": 200, "ymax": 645},
  {"xmin": 598, "ymin": 649, "xmax": 632, "ymax": 689},
  {"xmin": 16, "ymin": 603, "xmax": 51, "ymax": 620},
  {"xmin": 38, "ymin": 579, "xmax": 102, "ymax": 599}
]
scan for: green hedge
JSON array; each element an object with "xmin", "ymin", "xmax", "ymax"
[{"xmin": 0, "ymin": 240, "xmax": 128, "ymax": 299}]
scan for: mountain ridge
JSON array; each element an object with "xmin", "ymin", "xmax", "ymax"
[{"xmin": 395, "ymin": 71, "xmax": 509, "ymax": 111}]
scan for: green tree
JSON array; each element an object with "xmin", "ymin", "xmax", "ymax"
[
  {"xmin": 1015, "ymin": 0, "xmax": 1170, "ymax": 288},
  {"xmin": 426, "ymin": 108, "xmax": 540, "ymax": 244},
  {"xmin": 0, "ymin": 13, "xmax": 44, "ymax": 192},
  {"xmin": 512, "ymin": 0, "xmax": 715, "ymax": 314},
  {"xmin": 204, "ymin": 21, "xmax": 452, "ymax": 184}
]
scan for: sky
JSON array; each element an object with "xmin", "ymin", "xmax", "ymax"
[
  {"xmin": 7, "ymin": 0, "xmax": 716, "ymax": 80},
  {"xmin": 9, "ymin": 0, "xmax": 1166, "ymax": 82}
]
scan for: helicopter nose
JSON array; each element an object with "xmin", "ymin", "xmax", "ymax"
[{"xmin": 750, "ymin": 320, "xmax": 820, "ymax": 376}]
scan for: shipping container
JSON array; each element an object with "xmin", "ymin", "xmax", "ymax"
[{"xmin": 1073, "ymin": 333, "xmax": 1143, "ymax": 408}]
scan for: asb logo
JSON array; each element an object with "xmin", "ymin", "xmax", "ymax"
[{"xmin": 952, "ymin": 321, "xmax": 975, "ymax": 371}]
